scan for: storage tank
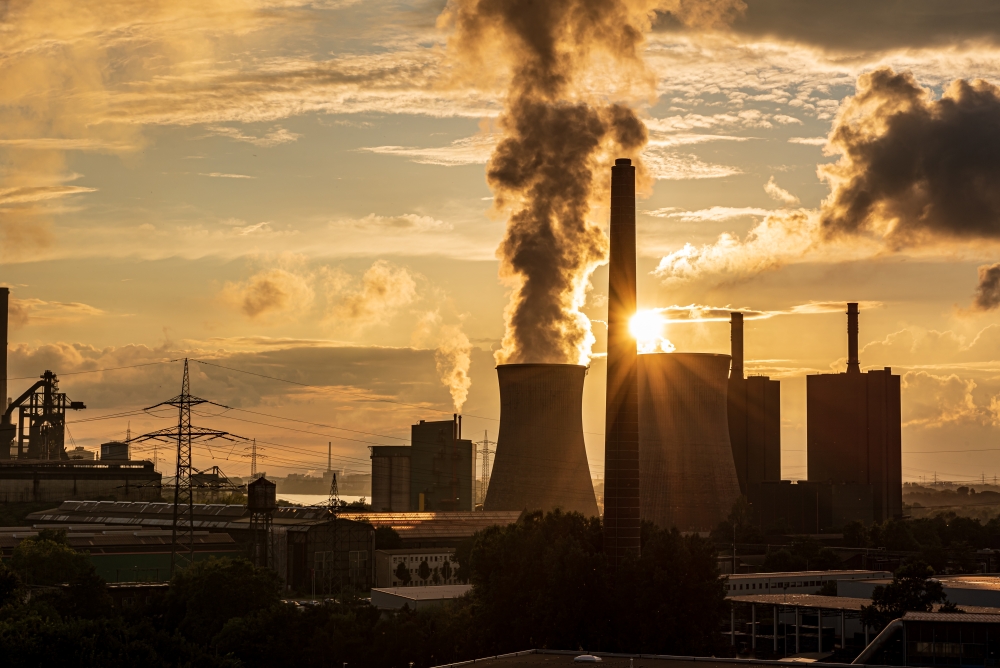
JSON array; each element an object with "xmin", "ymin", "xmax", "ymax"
[
  {"xmin": 639, "ymin": 352, "xmax": 741, "ymax": 531},
  {"xmin": 484, "ymin": 364, "xmax": 599, "ymax": 517}
]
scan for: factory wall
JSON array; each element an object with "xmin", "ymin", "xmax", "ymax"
[
  {"xmin": 638, "ymin": 352, "xmax": 741, "ymax": 532},
  {"xmin": 371, "ymin": 446, "xmax": 412, "ymax": 512},
  {"xmin": 728, "ymin": 375, "xmax": 781, "ymax": 495},
  {"xmin": 807, "ymin": 368, "xmax": 902, "ymax": 522},
  {"xmin": 750, "ymin": 480, "xmax": 874, "ymax": 533},
  {"xmin": 485, "ymin": 364, "xmax": 598, "ymax": 517},
  {"xmin": 410, "ymin": 419, "xmax": 474, "ymax": 512},
  {"xmin": 0, "ymin": 461, "xmax": 161, "ymax": 503}
]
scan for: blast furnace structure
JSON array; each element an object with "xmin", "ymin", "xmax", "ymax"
[
  {"xmin": 484, "ymin": 364, "xmax": 598, "ymax": 517},
  {"xmin": 639, "ymin": 352, "xmax": 741, "ymax": 531},
  {"xmin": 603, "ymin": 157, "xmax": 641, "ymax": 564},
  {"xmin": 806, "ymin": 303, "xmax": 902, "ymax": 522}
]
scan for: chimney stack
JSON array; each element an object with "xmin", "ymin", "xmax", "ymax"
[
  {"xmin": 730, "ymin": 312, "xmax": 744, "ymax": 379},
  {"xmin": 847, "ymin": 302, "xmax": 860, "ymax": 374},
  {"xmin": 0, "ymin": 287, "xmax": 7, "ymax": 409},
  {"xmin": 604, "ymin": 158, "xmax": 641, "ymax": 565}
]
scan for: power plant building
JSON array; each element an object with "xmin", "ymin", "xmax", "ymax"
[
  {"xmin": 484, "ymin": 364, "xmax": 598, "ymax": 517},
  {"xmin": 603, "ymin": 157, "xmax": 641, "ymax": 563},
  {"xmin": 639, "ymin": 352, "xmax": 742, "ymax": 532},
  {"xmin": 806, "ymin": 303, "xmax": 902, "ymax": 523},
  {"xmin": 370, "ymin": 416, "xmax": 474, "ymax": 512},
  {"xmin": 727, "ymin": 313, "xmax": 781, "ymax": 495}
]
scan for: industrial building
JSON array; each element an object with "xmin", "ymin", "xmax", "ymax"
[
  {"xmin": 726, "ymin": 313, "xmax": 781, "ymax": 495},
  {"xmin": 0, "ymin": 524, "xmax": 240, "ymax": 582},
  {"xmin": 371, "ymin": 584, "xmax": 471, "ymax": 611},
  {"xmin": 725, "ymin": 570, "xmax": 891, "ymax": 596},
  {"xmin": 370, "ymin": 416, "xmax": 474, "ymax": 512},
  {"xmin": 749, "ymin": 480, "xmax": 874, "ymax": 534},
  {"xmin": 340, "ymin": 510, "xmax": 522, "ymax": 548},
  {"xmin": 375, "ymin": 547, "xmax": 458, "ymax": 587},
  {"xmin": 806, "ymin": 304, "xmax": 902, "ymax": 523},
  {"xmin": 840, "ymin": 575, "xmax": 1000, "ymax": 609},
  {"xmin": 0, "ymin": 287, "xmax": 163, "ymax": 500},
  {"xmin": 27, "ymin": 500, "xmax": 375, "ymax": 592},
  {"xmin": 484, "ymin": 364, "xmax": 598, "ymax": 517},
  {"xmin": 603, "ymin": 157, "xmax": 641, "ymax": 562},
  {"xmin": 638, "ymin": 352, "xmax": 741, "ymax": 532}
]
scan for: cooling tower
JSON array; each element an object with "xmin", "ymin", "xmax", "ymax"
[
  {"xmin": 604, "ymin": 157, "xmax": 641, "ymax": 564},
  {"xmin": 639, "ymin": 352, "xmax": 742, "ymax": 532},
  {"xmin": 484, "ymin": 364, "xmax": 599, "ymax": 517}
]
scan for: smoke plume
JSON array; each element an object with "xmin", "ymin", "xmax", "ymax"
[
  {"xmin": 223, "ymin": 268, "xmax": 315, "ymax": 320},
  {"xmin": 973, "ymin": 263, "xmax": 1000, "ymax": 311},
  {"xmin": 435, "ymin": 323, "xmax": 473, "ymax": 412},
  {"xmin": 821, "ymin": 68, "xmax": 1000, "ymax": 247},
  {"xmin": 325, "ymin": 260, "xmax": 418, "ymax": 330},
  {"xmin": 443, "ymin": 0, "xmax": 744, "ymax": 365}
]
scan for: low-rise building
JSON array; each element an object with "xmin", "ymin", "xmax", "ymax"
[
  {"xmin": 725, "ymin": 570, "xmax": 891, "ymax": 596},
  {"xmin": 371, "ymin": 584, "xmax": 471, "ymax": 610},
  {"xmin": 840, "ymin": 574, "xmax": 1000, "ymax": 609},
  {"xmin": 375, "ymin": 547, "xmax": 459, "ymax": 587}
]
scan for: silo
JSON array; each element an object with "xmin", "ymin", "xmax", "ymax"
[
  {"xmin": 484, "ymin": 364, "xmax": 599, "ymax": 517},
  {"xmin": 639, "ymin": 352, "xmax": 741, "ymax": 531}
]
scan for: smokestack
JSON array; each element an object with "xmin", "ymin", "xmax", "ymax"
[
  {"xmin": 0, "ymin": 287, "xmax": 7, "ymax": 412},
  {"xmin": 604, "ymin": 158, "xmax": 640, "ymax": 565},
  {"xmin": 730, "ymin": 312, "xmax": 744, "ymax": 379},
  {"xmin": 847, "ymin": 302, "xmax": 860, "ymax": 374},
  {"xmin": 484, "ymin": 364, "xmax": 598, "ymax": 516}
]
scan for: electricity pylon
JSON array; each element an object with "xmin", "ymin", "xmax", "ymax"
[{"xmin": 131, "ymin": 359, "xmax": 248, "ymax": 574}]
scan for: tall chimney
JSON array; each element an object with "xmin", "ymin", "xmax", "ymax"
[
  {"xmin": 604, "ymin": 158, "xmax": 641, "ymax": 565},
  {"xmin": 847, "ymin": 302, "xmax": 860, "ymax": 374},
  {"xmin": 730, "ymin": 312, "xmax": 744, "ymax": 379},
  {"xmin": 0, "ymin": 287, "xmax": 7, "ymax": 410}
]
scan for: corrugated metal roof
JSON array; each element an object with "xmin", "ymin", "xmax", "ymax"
[
  {"xmin": 905, "ymin": 612, "xmax": 1000, "ymax": 623},
  {"xmin": 728, "ymin": 570, "xmax": 888, "ymax": 580}
]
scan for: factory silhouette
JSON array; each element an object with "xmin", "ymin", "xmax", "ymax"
[{"xmin": 368, "ymin": 159, "xmax": 904, "ymax": 540}]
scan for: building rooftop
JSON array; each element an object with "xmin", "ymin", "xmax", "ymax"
[
  {"xmin": 376, "ymin": 547, "xmax": 455, "ymax": 555},
  {"xmin": 373, "ymin": 585, "xmax": 472, "ymax": 601},
  {"xmin": 0, "ymin": 525, "xmax": 236, "ymax": 555},
  {"xmin": 904, "ymin": 612, "xmax": 1000, "ymax": 623},
  {"xmin": 431, "ymin": 649, "xmax": 855, "ymax": 668},
  {"xmin": 729, "ymin": 593, "xmax": 1000, "ymax": 615},
  {"xmin": 727, "ymin": 570, "xmax": 888, "ymax": 580}
]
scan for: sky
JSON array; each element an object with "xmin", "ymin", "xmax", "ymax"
[{"xmin": 4, "ymin": 0, "xmax": 1000, "ymax": 486}]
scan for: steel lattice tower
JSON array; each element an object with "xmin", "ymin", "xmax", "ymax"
[
  {"xmin": 476, "ymin": 431, "xmax": 495, "ymax": 506},
  {"xmin": 132, "ymin": 359, "xmax": 247, "ymax": 573}
]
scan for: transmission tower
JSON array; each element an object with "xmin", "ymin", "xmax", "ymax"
[
  {"xmin": 131, "ymin": 359, "xmax": 248, "ymax": 573},
  {"xmin": 328, "ymin": 471, "xmax": 340, "ymax": 515},
  {"xmin": 242, "ymin": 438, "xmax": 265, "ymax": 479},
  {"xmin": 475, "ymin": 431, "xmax": 496, "ymax": 506}
]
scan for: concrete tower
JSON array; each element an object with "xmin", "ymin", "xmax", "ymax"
[
  {"xmin": 604, "ymin": 158, "xmax": 640, "ymax": 564},
  {"xmin": 639, "ymin": 352, "xmax": 741, "ymax": 531},
  {"xmin": 484, "ymin": 364, "xmax": 598, "ymax": 516}
]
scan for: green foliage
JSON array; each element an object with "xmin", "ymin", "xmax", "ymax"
[
  {"xmin": 761, "ymin": 538, "xmax": 841, "ymax": 572},
  {"xmin": 12, "ymin": 535, "xmax": 94, "ymax": 586},
  {"xmin": 163, "ymin": 557, "xmax": 281, "ymax": 645},
  {"xmin": 843, "ymin": 520, "xmax": 868, "ymax": 547},
  {"xmin": 0, "ymin": 562, "xmax": 22, "ymax": 607},
  {"xmin": 441, "ymin": 559, "xmax": 452, "ymax": 581},
  {"xmin": 394, "ymin": 561, "xmax": 411, "ymax": 585},
  {"xmin": 374, "ymin": 526, "xmax": 402, "ymax": 550},
  {"xmin": 860, "ymin": 561, "xmax": 957, "ymax": 631},
  {"xmin": 417, "ymin": 560, "xmax": 431, "ymax": 581}
]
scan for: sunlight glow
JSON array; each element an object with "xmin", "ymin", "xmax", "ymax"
[{"xmin": 629, "ymin": 310, "xmax": 675, "ymax": 354}]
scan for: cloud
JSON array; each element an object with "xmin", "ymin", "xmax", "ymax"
[
  {"xmin": 641, "ymin": 147, "xmax": 743, "ymax": 180},
  {"xmin": 341, "ymin": 213, "xmax": 453, "ymax": 233},
  {"xmin": 763, "ymin": 176, "xmax": 799, "ymax": 205},
  {"xmin": 657, "ymin": 206, "xmax": 773, "ymax": 222},
  {"xmin": 901, "ymin": 371, "xmax": 981, "ymax": 428},
  {"xmin": 8, "ymin": 298, "xmax": 106, "ymax": 329},
  {"xmin": 0, "ymin": 185, "xmax": 97, "ymax": 204},
  {"xmin": 820, "ymin": 68, "xmax": 1000, "ymax": 247},
  {"xmin": 199, "ymin": 173, "xmax": 256, "ymax": 179},
  {"xmin": 222, "ymin": 268, "xmax": 315, "ymax": 320},
  {"xmin": 205, "ymin": 125, "xmax": 301, "ymax": 147},
  {"xmin": 973, "ymin": 263, "xmax": 1000, "ymax": 311},
  {"xmin": 788, "ymin": 136, "xmax": 826, "ymax": 146},
  {"xmin": 324, "ymin": 260, "xmax": 418, "ymax": 329},
  {"xmin": 356, "ymin": 135, "xmax": 496, "ymax": 166}
]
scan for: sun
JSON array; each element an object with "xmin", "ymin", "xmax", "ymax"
[{"xmin": 629, "ymin": 310, "xmax": 675, "ymax": 354}]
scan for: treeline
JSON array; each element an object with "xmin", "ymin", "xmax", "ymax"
[{"xmin": 0, "ymin": 511, "xmax": 729, "ymax": 667}]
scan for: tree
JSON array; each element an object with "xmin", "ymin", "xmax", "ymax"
[
  {"xmin": 432, "ymin": 567, "xmax": 441, "ymax": 584},
  {"xmin": 395, "ymin": 561, "xmax": 411, "ymax": 585},
  {"xmin": 418, "ymin": 560, "xmax": 431, "ymax": 581},
  {"xmin": 860, "ymin": 561, "xmax": 959, "ymax": 631},
  {"xmin": 375, "ymin": 526, "xmax": 403, "ymax": 550},
  {"xmin": 0, "ymin": 563, "xmax": 21, "ymax": 607},
  {"xmin": 12, "ymin": 534, "xmax": 94, "ymax": 586},
  {"xmin": 164, "ymin": 557, "xmax": 282, "ymax": 646},
  {"xmin": 441, "ymin": 559, "xmax": 453, "ymax": 582},
  {"xmin": 843, "ymin": 520, "xmax": 869, "ymax": 547}
]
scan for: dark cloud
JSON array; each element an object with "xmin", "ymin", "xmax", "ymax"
[
  {"xmin": 656, "ymin": 0, "xmax": 1000, "ymax": 52},
  {"xmin": 820, "ymin": 68, "xmax": 1000, "ymax": 247},
  {"xmin": 973, "ymin": 263, "xmax": 1000, "ymax": 311}
]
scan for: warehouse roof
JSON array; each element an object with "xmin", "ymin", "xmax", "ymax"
[
  {"xmin": 727, "ymin": 570, "xmax": 888, "ymax": 581},
  {"xmin": 340, "ymin": 511, "xmax": 522, "ymax": 541},
  {"xmin": 904, "ymin": 612, "xmax": 1000, "ymax": 623},
  {"xmin": 0, "ymin": 525, "xmax": 237, "ymax": 555},
  {"xmin": 729, "ymin": 593, "xmax": 1000, "ymax": 615},
  {"xmin": 431, "ymin": 649, "xmax": 858, "ymax": 668}
]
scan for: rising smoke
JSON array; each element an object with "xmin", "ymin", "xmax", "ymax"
[
  {"xmin": 973, "ymin": 263, "xmax": 1000, "ymax": 311},
  {"xmin": 443, "ymin": 0, "xmax": 744, "ymax": 365},
  {"xmin": 821, "ymin": 68, "xmax": 1000, "ymax": 246}
]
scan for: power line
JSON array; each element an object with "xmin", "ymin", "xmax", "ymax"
[{"xmin": 5, "ymin": 359, "xmax": 177, "ymax": 382}]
